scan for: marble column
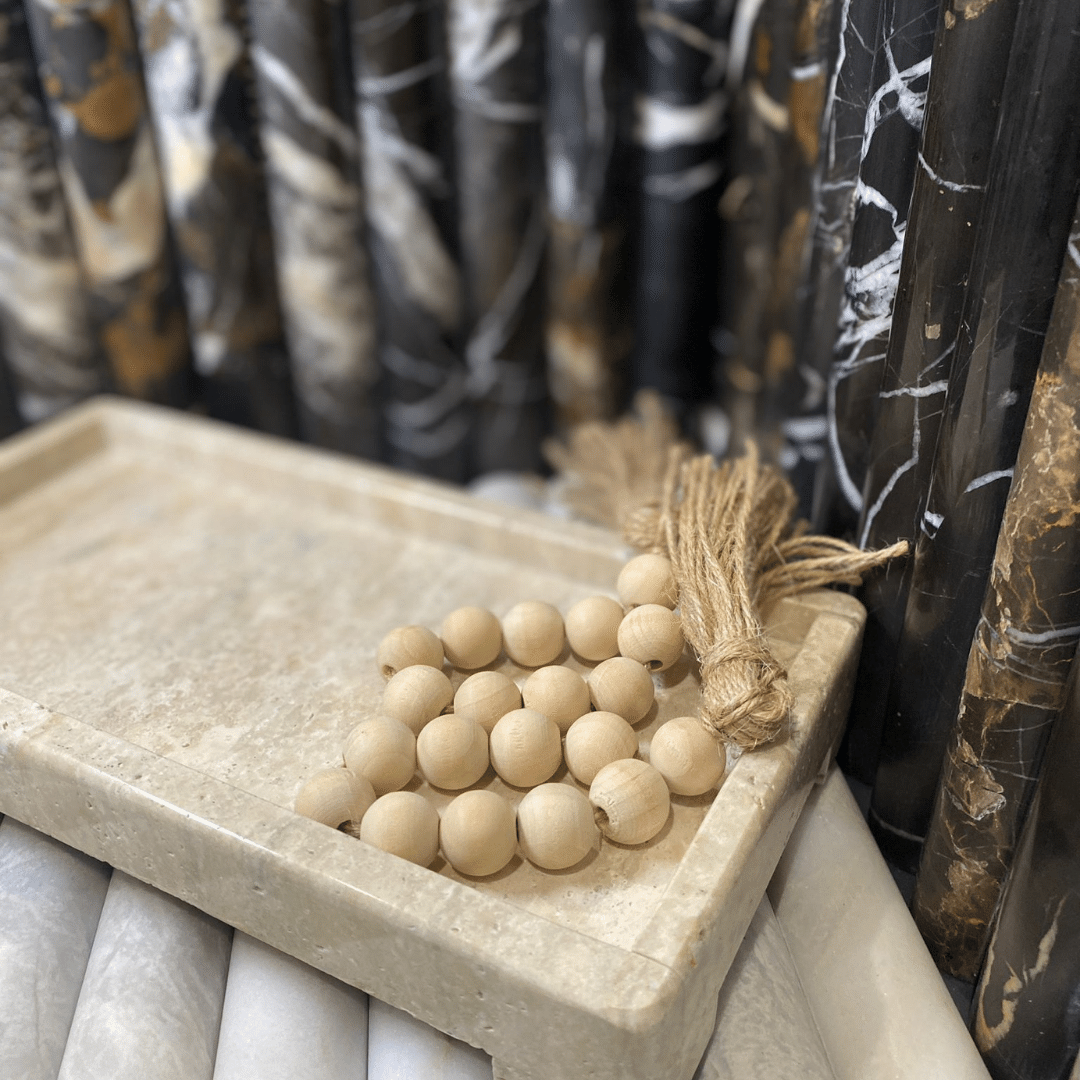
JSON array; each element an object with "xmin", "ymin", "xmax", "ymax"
[
  {"xmin": 841, "ymin": 0, "xmax": 1021, "ymax": 784},
  {"xmin": 811, "ymin": 0, "xmax": 938, "ymax": 538},
  {"xmin": 631, "ymin": 0, "xmax": 735, "ymax": 412},
  {"xmin": 212, "ymin": 932, "xmax": 368, "ymax": 1080},
  {"xmin": 130, "ymin": 0, "xmax": 297, "ymax": 436},
  {"xmin": 368, "ymin": 997, "xmax": 491, "ymax": 1080},
  {"xmin": 23, "ymin": 0, "xmax": 194, "ymax": 406},
  {"xmin": 869, "ymin": 0, "xmax": 1080, "ymax": 872},
  {"xmin": 246, "ymin": 0, "xmax": 380, "ymax": 458},
  {"xmin": 56, "ymin": 872, "xmax": 231, "ymax": 1080},
  {"xmin": 0, "ymin": 818, "xmax": 111, "ymax": 1080},
  {"xmin": 544, "ymin": 0, "xmax": 631, "ymax": 429},
  {"xmin": 971, "ymin": 651, "xmax": 1080, "ymax": 1080},
  {"xmin": 350, "ymin": 0, "xmax": 469, "ymax": 481},
  {"xmin": 0, "ymin": 0, "xmax": 109, "ymax": 424},
  {"xmin": 912, "ymin": 202, "xmax": 1080, "ymax": 981},
  {"xmin": 446, "ymin": 0, "xmax": 548, "ymax": 475}
]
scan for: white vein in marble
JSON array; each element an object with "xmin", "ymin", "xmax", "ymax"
[
  {"xmin": 56, "ymin": 872, "xmax": 232, "ymax": 1080},
  {"xmin": 369, "ymin": 996, "xmax": 492, "ymax": 1080},
  {"xmin": 0, "ymin": 817, "xmax": 111, "ymax": 1080},
  {"xmin": 212, "ymin": 932, "xmax": 367, "ymax": 1080}
]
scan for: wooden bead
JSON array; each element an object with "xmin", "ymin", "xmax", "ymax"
[
  {"xmin": 564, "ymin": 712, "xmax": 638, "ymax": 785},
  {"xmin": 588, "ymin": 656, "xmax": 655, "ymax": 724},
  {"xmin": 564, "ymin": 595, "xmax": 624, "ymax": 661},
  {"xmin": 616, "ymin": 604, "xmax": 684, "ymax": 671},
  {"xmin": 522, "ymin": 666, "xmax": 590, "ymax": 733},
  {"xmin": 416, "ymin": 714, "xmax": 489, "ymax": 790},
  {"xmin": 342, "ymin": 716, "xmax": 416, "ymax": 795},
  {"xmin": 382, "ymin": 665, "xmax": 454, "ymax": 735},
  {"xmin": 489, "ymin": 708, "xmax": 562, "ymax": 788},
  {"xmin": 589, "ymin": 759, "xmax": 670, "ymax": 845},
  {"xmin": 294, "ymin": 768, "xmax": 376, "ymax": 828},
  {"xmin": 376, "ymin": 625, "xmax": 443, "ymax": 680},
  {"xmin": 617, "ymin": 553, "xmax": 677, "ymax": 609},
  {"xmin": 501, "ymin": 600, "xmax": 565, "ymax": 668},
  {"xmin": 358, "ymin": 791, "xmax": 440, "ymax": 866},
  {"xmin": 517, "ymin": 783, "xmax": 597, "ymax": 870},
  {"xmin": 648, "ymin": 716, "xmax": 726, "ymax": 796},
  {"xmin": 441, "ymin": 606, "xmax": 502, "ymax": 669},
  {"xmin": 440, "ymin": 790, "xmax": 517, "ymax": 876},
  {"xmin": 453, "ymin": 670, "xmax": 522, "ymax": 734}
]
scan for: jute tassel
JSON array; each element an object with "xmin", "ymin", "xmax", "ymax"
[{"xmin": 547, "ymin": 393, "xmax": 909, "ymax": 751}]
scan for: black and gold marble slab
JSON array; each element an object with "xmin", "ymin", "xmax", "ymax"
[
  {"xmin": 869, "ymin": 0, "xmax": 1080, "ymax": 871},
  {"xmin": 131, "ymin": 0, "xmax": 297, "ymax": 436},
  {"xmin": 0, "ymin": 0, "xmax": 110, "ymax": 423},
  {"xmin": 23, "ymin": 0, "xmax": 193, "ymax": 406}
]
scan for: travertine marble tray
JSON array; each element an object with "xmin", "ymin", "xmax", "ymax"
[{"xmin": 0, "ymin": 399, "xmax": 865, "ymax": 1080}]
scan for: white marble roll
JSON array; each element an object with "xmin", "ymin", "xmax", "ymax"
[
  {"xmin": 212, "ymin": 932, "xmax": 368, "ymax": 1080},
  {"xmin": 368, "ymin": 996, "xmax": 491, "ymax": 1080},
  {"xmin": 0, "ymin": 818, "xmax": 111, "ymax": 1080},
  {"xmin": 56, "ymin": 872, "xmax": 231, "ymax": 1080},
  {"xmin": 695, "ymin": 897, "xmax": 835, "ymax": 1080}
]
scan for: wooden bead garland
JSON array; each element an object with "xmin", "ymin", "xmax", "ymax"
[
  {"xmin": 564, "ymin": 712, "xmax": 638, "ymax": 785},
  {"xmin": 616, "ymin": 604, "xmax": 684, "ymax": 672},
  {"xmin": 617, "ymin": 553, "xmax": 677, "ymax": 609},
  {"xmin": 416, "ymin": 714, "xmax": 489, "ymax": 790},
  {"xmin": 521, "ymin": 665, "xmax": 590, "ymax": 733},
  {"xmin": 564, "ymin": 595, "xmax": 623, "ymax": 661},
  {"xmin": 649, "ymin": 716, "xmax": 726, "ymax": 796},
  {"xmin": 294, "ymin": 767, "xmax": 376, "ymax": 828},
  {"xmin": 343, "ymin": 716, "xmax": 416, "ymax": 795},
  {"xmin": 501, "ymin": 600, "xmax": 565, "ymax": 667},
  {"xmin": 441, "ymin": 606, "xmax": 502, "ymax": 669},
  {"xmin": 517, "ymin": 784, "xmax": 597, "ymax": 870},
  {"xmin": 382, "ymin": 665, "xmax": 454, "ymax": 735},
  {"xmin": 489, "ymin": 708, "xmax": 563, "ymax": 788},
  {"xmin": 589, "ymin": 759, "xmax": 670, "ymax": 845},
  {"xmin": 440, "ymin": 790, "xmax": 517, "ymax": 876},
  {"xmin": 588, "ymin": 656, "xmax": 655, "ymax": 724},
  {"xmin": 359, "ymin": 791, "xmax": 440, "ymax": 866},
  {"xmin": 453, "ymin": 670, "xmax": 522, "ymax": 733},
  {"xmin": 376, "ymin": 625, "xmax": 444, "ymax": 680}
]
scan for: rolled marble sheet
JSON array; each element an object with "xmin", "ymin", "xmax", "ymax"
[
  {"xmin": 544, "ymin": 0, "xmax": 632, "ymax": 429},
  {"xmin": 0, "ymin": 817, "xmax": 111, "ymax": 1080},
  {"xmin": 868, "ymin": 0, "xmax": 1080, "ymax": 873},
  {"xmin": 841, "ymin": 0, "xmax": 1022, "ymax": 784},
  {"xmin": 56, "ymin": 872, "xmax": 231, "ymax": 1080},
  {"xmin": 0, "ymin": 0, "xmax": 109, "ymax": 424},
  {"xmin": 972, "ymin": 650, "xmax": 1080, "ymax": 1080},
  {"xmin": 247, "ymin": 0, "xmax": 380, "ymax": 458},
  {"xmin": 446, "ymin": 0, "xmax": 549, "ymax": 476},
  {"xmin": 811, "ymin": 0, "xmax": 938, "ymax": 538},
  {"xmin": 130, "ymin": 0, "xmax": 297, "ymax": 436},
  {"xmin": 212, "ymin": 931, "xmax": 368, "ymax": 1080},
  {"xmin": 0, "ymin": 349, "xmax": 21, "ymax": 438},
  {"xmin": 23, "ymin": 0, "xmax": 194, "ymax": 406},
  {"xmin": 912, "ymin": 202, "xmax": 1080, "ymax": 981},
  {"xmin": 369, "ymin": 997, "xmax": 491, "ymax": 1080},
  {"xmin": 350, "ymin": 0, "xmax": 469, "ymax": 481}
]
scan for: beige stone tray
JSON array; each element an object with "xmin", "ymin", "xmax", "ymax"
[{"xmin": 0, "ymin": 399, "xmax": 865, "ymax": 1080}]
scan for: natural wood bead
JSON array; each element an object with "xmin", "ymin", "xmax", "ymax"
[
  {"xmin": 453, "ymin": 670, "xmax": 522, "ymax": 734},
  {"xmin": 564, "ymin": 595, "xmax": 624, "ymax": 662},
  {"xmin": 416, "ymin": 714, "xmax": 489, "ymax": 790},
  {"xmin": 501, "ymin": 600, "xmax": 565, "ymax": 668},
  {"xmin": 440, "ymin": 606, "xmax": 502, "ymax": 670},
  {"xmin": 342, "ymin": 716, "xmax": 416, "ymax": 795},
  {"xmin": 589, "ymin": 758, "xmax": 670, "ymax": 845},
  {"xmin": 294, "ymin": 767, "xmax": 376, "ymax": 828},
  {"xmin": 517, "ymin": 783, "xmax": 597, "ymax": 870},
  {"xmin": 522, "ymin": 666, "xmax": 590, "ymax": 733},
  {"xmin": 616, "ymin": 604, "xmax": 684, "ymax": 672},
  {"xmin": 648, "ymin": 716, "xmax": 726, "ymax": 796},
  {"xmin": 563, "ymin": 712, "xmax": 638, "ymax": 785},
  {"xmin": 617, "ymin": 553, "xmax": 677, "ymax": 609},
  {"xmin": 358, "ymin": 791, "xmax": 440, "ymax": 867},
  {"xmin": 588, "ymin": 656, "xmax": 655, "ymax": 724},
  {"xmin": 489, "ymin": 708, "xmax": 562, "ymax": 788},
  {"xmin": 376, "ymin": 625, "xmax": 444, "ymax": 680},
  {"xmin": 440, "ymin": 789, "xmax": 517, "ymax": 876},
  {"xmin": 382, "ymin": 665, "xmax": 454, "ymax": 735}
]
